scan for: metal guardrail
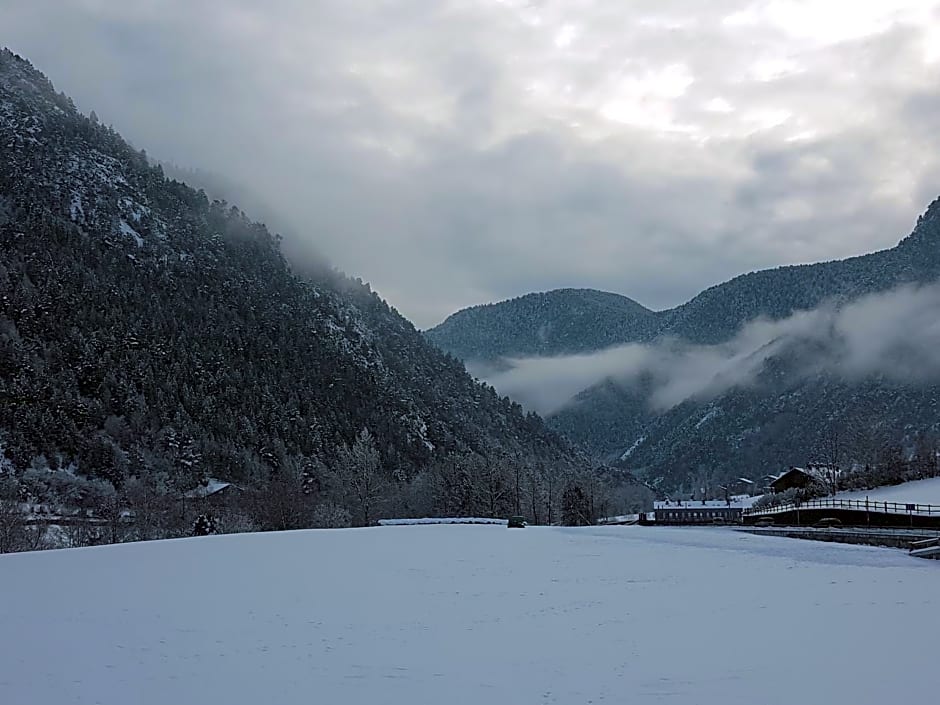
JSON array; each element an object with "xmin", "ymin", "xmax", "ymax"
[
  {"xmin": 909, "ymin": 537, "xmax": 940, "ymax": 558},
  {"xmin": 743, "ymin": 498, "xmax": 940, "ymax": 517},
  {"xmin": 909, "ymin": 537, "xmax": 940, "ymax": 550}
]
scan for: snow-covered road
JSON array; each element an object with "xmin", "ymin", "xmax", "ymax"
[{"xmin": 1, "ymin": 525, "xmax": 936, "ymax": 704}]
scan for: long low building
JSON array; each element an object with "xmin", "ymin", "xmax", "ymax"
[{"xmin": 652, "ymin": 497, "xmax": 758, "ymax": 525}]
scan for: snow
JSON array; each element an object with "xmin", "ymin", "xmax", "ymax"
[
  {"xmin": 695, "ymin": 407, "xmax": 720, "ymax": 428},
  {"xmin": 118, "ymin": 219, "xmax": 143, "ymax": 247},
  {"xmin": 730, "ymin": 493, "xmax": 762, "ymax": 507},
  {"xmin": 655, "ymin": 494, "xmax": 761, "ymax": 510},
  {"xmin": 183, "ymin": 479, "xmax": 232, "ymax": 500},
  {"xmin": 119, "ymin": 196, "xmax": 151, "ymax": 223},
  {"xmin": 69, "ymin": 192, "xmax": 84, "ymax": 221},
  {"xmin": 378, "ymin": 517, "xmax": 507, "ymax": 525},
  {"xmin": 619, "ymin": 435, "xmax": 645, "ymax": 459},
  {"xmin": 0, "ymin": 526, "xmax": 937, "ymax": 704},
  {"xmin": 836, "ymin": 476, "xmax": 940, "ymax": 505},
  {"xmin": 598, "ymin": 513, "xmax": 640, "ymax": 524}
]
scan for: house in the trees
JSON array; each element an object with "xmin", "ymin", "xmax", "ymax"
[
  {"xmin": 769, "ymin": 464, "xmax": 838, "ymax": 494},
  {"xmin": 184, "ymin": 479, "xmax": 240, "ymax": 507},
  {"xmin": 761, "ymin": 474, "xmax": 779, "ymax": 493}
]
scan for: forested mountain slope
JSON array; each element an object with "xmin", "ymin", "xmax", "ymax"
[
  {"xmin": 427, "ymin": 179, "xmax": 940, "ymax": 492},
  {"xmin": 0, "ymin": 49, "xmax": 608, "ymax": 532},
  {"xmin": 658, "ymin": 216, "xmax": 940, "ymax": 344},
  {"xmin": 426, "ymin": 288, "xmax": 658, "ymax": 363},
  {"xmin": 430, "ymin": 206, "xmax": 940, "ymax": 361}
]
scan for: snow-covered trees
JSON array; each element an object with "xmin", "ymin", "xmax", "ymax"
[
  {"xmin": 561, "ymin": 484, "xmax": 591, "ymax": 526},
  {"xmin": 311, "ymin": 502, "xmax": 351, "ymax": 529},
  {"xmin": 0, "ymin": 498, "xmax": 45, "ymax": 553},
  {"xmin": 251, "ymin": 461, "xmax": 311, "ymax": 532},
  {"xmin": 192, "ymin": 513, "xmax": 216, "ymax": 536},
  {"xmin": 0, "ymin": 46, "xmax": 584, "ymax": 550},
  {"xmin": 333, "ymin": 429, "xmax": 386, "ymax": 527},
  {"xmin": 813, "ymin": 428, "xmax": 846, "ymax": 496}
]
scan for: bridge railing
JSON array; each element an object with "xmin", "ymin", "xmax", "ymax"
[{"xmin": 743, "ymin": 498, "xmax": 940, "ymax": 517}]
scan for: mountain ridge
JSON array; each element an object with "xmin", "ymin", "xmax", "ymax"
[
  {"xmin": 428, "ymin": 205, "xmax": 940, "ymax": 361},
  {"xmin": 427, "ymin": 287, "xmax": 658, "ymax": 362},
  {"xmin": 426, "ymin": 191, "xmax": 940, "ymax": 491},
  {"xmin": 0, "ymin": 48, "xmax": 645, "ymax": 531}
]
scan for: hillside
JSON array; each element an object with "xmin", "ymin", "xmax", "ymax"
[
  {"xmin": 582, "ymin": 212, "xmax": 940, "ymax": 487},
  {"xmin": 1, "ymin": 525, "xmax": 935, "ymax": 705},
  {"xmin": 836, "ymin": 476, "xmax": 940, "ymax": 505},
  {"xmin": 430, "ymin": 205, "xmax": 940, "ymax": 361},
  {"xmin": 0, "ymin": 49, "xmax": 592, "ymax": 533},
  {"xmin": 427, "ymin": 200, "xmax": 940, "ymax": 490},
  {"xmin": 426, "ymin": 288, "xmax": 658, "ymax": 363},
  {"xmin": 659, "ymin": 212, "xmax": 940, "ymax": 344}
]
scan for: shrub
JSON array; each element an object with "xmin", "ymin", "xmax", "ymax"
[{"xmin": 311, "ymin": 502, "xmax": 351, "ymax": 529}]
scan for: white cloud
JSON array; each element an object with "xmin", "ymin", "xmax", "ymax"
[
  {"xmin": 554, "ymin": 24, "xmax": 579, "ymax": 48},
  {"xmin": 2, "ymin": 1, "xmax": 940, "ymax": 327},
  {"xmin": 484, "ymin": 283, "xmax": 940, "ymax": 415},
  {"xmin": 749, "ymin": 56, "xmax": 802, "ymax": 82},
  {"xmin": 704, "ymin": 97, "xmax": 734, "ymax": 113}
]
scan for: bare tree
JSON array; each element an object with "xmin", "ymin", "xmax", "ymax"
[
  {"xmin": 253, "ymin": 458, "xmax": 311, "ymax": 531},
  {"xmin": 527, "ymin": 465, "xmax": 543, "ymax": 525},
  {"xmin": 0, "ymin": 499, "xmax": 47, "ymax": 553},
  {"xmin": 95, "ymin": 484, "xmax": 128, "ymax": 545},
  {"xmin": 0, "ymin": 499, "xmax": 24, "ymax": 553},
  {"xmin": 912, "ymin": 432, "xmax": 939, "ymax": 479},
  {"xmin": 428, "ymin": 456, "xmax": 474, "ymax": 517},
  {"xmin": 512, "ymin": 458, "xmax": 523, "ymax": 516},
  {"xmin": 311, "ymin": 502, "xmax": 352, "ymax": 528},
  {"xmin": 475, "ymin": 456, "xmax": 510, "ymax": 518},
  {"xmin": 541, "ymin": 462, "xmax": 565, "ymax": 526},
  {"xmin": 123, "ymin": 475, "xmax": 177, "ymax": 541},
  {"xmin": 60, "ymin": 517, "xmax": 105, "ymax": 549},
  {"xmin": 814, "ymin": 427, "xmax": 846, "ymax": 495},
  {"xmin": 335, "ymin": 429, "xmax": 386, "ymax": 526}
]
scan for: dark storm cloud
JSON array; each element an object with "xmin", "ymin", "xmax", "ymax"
[{"xmin": 3, "ymin": 0, "xmax": 940, "ymax": 326}]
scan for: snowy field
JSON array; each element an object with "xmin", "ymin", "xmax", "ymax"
[
  {"xmin": 836, "ymin": 475, "xmax": 940, "ymax": 504},
  {"xmin": 1, "ymin": 526, "xmax": 937, "ymax": 705}
]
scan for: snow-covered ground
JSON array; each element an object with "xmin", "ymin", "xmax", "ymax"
[
  {"xmin": 378, "ymin": 517, "xmax": 508, "ymax": 526},
  {"xmin": 836, "ymin": 476, "xmax": 940, "ymax": 505},
  {"xmin": 654, "ymin": 493, "xmax": 761, "ymax": 509},
  {"xmin": 1, "ymin": 525, "xmax": 937, "ymax": 705}
]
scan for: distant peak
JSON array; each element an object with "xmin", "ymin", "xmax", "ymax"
[
  {"xmin": 485, "ymin": 287, "xmax": 650, "ymax": 312},
  {"xmin": 907, "ymin": 197, "xmax": 940, "ymax": 244}
]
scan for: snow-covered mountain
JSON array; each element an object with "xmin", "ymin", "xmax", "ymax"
[
  {"xmin": 429, "ymin": 206, "xmax": 940, "ymax": 361},
  {"xmin": 0, "ymin": 49, "xmax": 603, "ymax": 530},
  {"xmin": 428, "ymin": 197, "xmax": 940, "ymax": 491},
  {"xmin": 427, "ymin": 288, "xmax": 658, "ymax": 363}
]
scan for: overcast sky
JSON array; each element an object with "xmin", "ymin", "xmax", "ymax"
[{"xmin": 5, "ymin": 0, "xmax": 940, "ymax": 327}]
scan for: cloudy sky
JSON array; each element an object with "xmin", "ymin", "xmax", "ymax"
[{"xmin": 5, "ymin": 0, "xmax": 940, "ymax": 327}]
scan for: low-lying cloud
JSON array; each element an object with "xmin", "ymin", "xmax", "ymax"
[{"xmin": 483, "ymin": 283, "xmax": 940, "ymax": 415}]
